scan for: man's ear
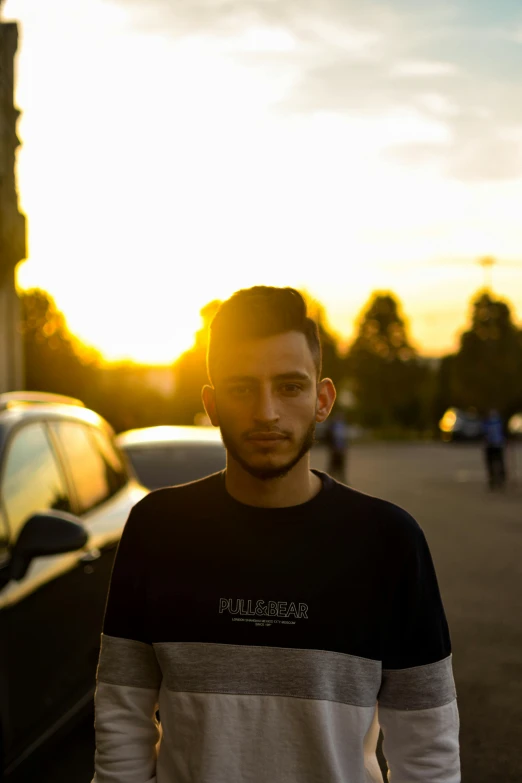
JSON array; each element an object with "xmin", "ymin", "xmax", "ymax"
[
  {"xmin": 202, "ymin": 385, "xmax": 220, "ymax": 426},
  {"xmin": 315, "ymin": 378, "xmax": 336, "ymax": 423}
]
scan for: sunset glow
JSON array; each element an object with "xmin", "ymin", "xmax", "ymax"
[{"xmin": 5, "ymin": 0, "xmax": 522, "ymax": 364}]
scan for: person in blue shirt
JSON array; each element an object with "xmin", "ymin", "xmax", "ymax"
[
  {"xmin": 326, "ymin": 410, "xmax": 348, "ymax": 482},
  {"xmin": 483, "ymin": 409, "xmax": 507, "ymax": 490}
]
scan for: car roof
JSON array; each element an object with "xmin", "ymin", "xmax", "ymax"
[
  {"xmin": 0, "ymin": 401, "xmax": 112, "ymax": 458},
  {"xmin": 115, "ymin": 425, "xmax": 223, "ymax": 449}
]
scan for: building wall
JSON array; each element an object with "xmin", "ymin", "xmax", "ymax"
[
  {"xmin": 0, "ymin": 20, "xmax": 26, "ymax": 392},
  {"xmin": 0, "ymin": 266, "xmax": 23, "ymax": 388}
]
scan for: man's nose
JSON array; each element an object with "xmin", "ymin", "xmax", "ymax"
[{"xmin": 253, "ymin": 388, "xmax": 279, "ymax": 423}]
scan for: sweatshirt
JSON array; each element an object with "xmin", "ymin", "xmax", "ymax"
[{"xmin": 92, "ymin": 469, "xmax": 460, "ymax": 783}]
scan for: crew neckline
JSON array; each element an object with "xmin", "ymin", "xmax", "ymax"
[{"xmin": 217, "ymin": 469, "xmax": 335, "ymax": 515}]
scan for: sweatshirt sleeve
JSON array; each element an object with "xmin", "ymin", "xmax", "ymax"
[
  {"xmin": 92, "ymin": 501, "xmax": 162, "ymax": 783},
  {"xmin": 377, "ymin": 518, "xmax": 461, "ymax": 782}
]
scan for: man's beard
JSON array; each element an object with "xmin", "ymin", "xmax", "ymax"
[{"xmin": 219, "ymin": 418, "xmax": 317, "ymax": 481}]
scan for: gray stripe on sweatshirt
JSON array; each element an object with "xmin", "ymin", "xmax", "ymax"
[
  {"xmin": 379, "ymin": 655, "xmax": 456, "ymax": 710},
  {"xmin": 97, "ymin": 634, "xmax": 162, "ymax": 689},
  {"xmin": 153, "ymin": 641, "xmax": 381, "ymax": 707}
]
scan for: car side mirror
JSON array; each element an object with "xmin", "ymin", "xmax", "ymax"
[{"xmin": 8, "ymin": 510, "xmax": 89, "ymax": 582}]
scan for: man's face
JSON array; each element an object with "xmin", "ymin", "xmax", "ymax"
[{"xmin": 203, "ymin": 331, "xmax": 333, "ymax": 481}]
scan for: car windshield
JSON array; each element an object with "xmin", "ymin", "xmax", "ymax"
[{"xmin": 124, "ymin": 442, "xmax": 226, "ymax": 490}]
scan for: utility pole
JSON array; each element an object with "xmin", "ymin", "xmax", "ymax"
[{"xmin": 477, "ymin": 256, "xmax": 496, "ymax": 291}]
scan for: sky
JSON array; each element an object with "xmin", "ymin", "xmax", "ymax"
[{"xmin": 4, "ymin": 0, "xmax": 522, "ymax": 363}]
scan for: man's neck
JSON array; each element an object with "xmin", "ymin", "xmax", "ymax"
[{"xmin": 225, "ymin": 458, "xmax": 322, "ymax": 508}]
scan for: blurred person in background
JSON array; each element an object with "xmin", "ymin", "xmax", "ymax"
[
  {"xmin": 92, "ymin": 286, "xmax": 460, "ymax": 783},
  {"xmin": 326, "ymin": 408, "xmax": 348, "ymax": 483},
  {"xmin": 483, "ymin": 408, "xmax": 507, "ymax": 490}
]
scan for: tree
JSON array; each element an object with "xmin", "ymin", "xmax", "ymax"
[
  {"xmin": 19, "ymin": 288, "xmax": 178, "ymax": 433},
  {"xmin": 433, "ymin": 354, "xmax": 456, "ymax": 426},
  {"xmin": 344, "ymin": 292, "xmax": 430, "ymax": 431},
  {"xmin": 87, "ymin": 362, "xmax": 177, "ymax": 434},
  {"xmin": 20, "ymin": 288, "xmax": 101, "ymax": 400},
  {"xmin": 172, "ymin": 300, "xmax": 222, "ymax": 424},
  {"xmin": 448, "ymin": 291, "xmax": 522, "ymax": 418},
  {"xmin": 300, "ymin": 291, "xmax": 344, "ymax": 385}
]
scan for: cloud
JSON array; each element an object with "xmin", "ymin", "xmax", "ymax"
[
  {"xmin": 110, "ymin": 0, "xmax": 522, "ymax": 182},
  {"xmin": 223, "ymin": 26, "xmax": 298, "ymax": 54},
  {"xmin": 390, "ymin": 60, "xmax": 459, "ymax": 77},
  {"xmin": 450, "ymin": 136, "xmax": 522, "ymax": 181},
  {"xmin": 415, "ymin": 92, "xmax": 459, "ymax": 116},
  {"xmin": 387, "ymin": 122, "xmax": 522, "ymax": 183}
]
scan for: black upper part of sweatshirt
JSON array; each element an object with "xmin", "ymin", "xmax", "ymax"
[{"xmin": 103, "ymin": 469, "xmax": 451, "ymax": 671}]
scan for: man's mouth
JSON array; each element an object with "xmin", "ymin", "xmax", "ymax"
[{"xmin": 247, "ymin": 433, "xmax": 287, "ymax": 441}]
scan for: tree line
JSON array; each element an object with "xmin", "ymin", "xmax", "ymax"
[{"xmin": 18, "ymin": 286, "xmax": 522, "ymax": 437}]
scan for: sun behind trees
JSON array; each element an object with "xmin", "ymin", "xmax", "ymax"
[
  {"xmin": 18, "ymin": 285, "xmax": 522, "ymax": 438},
  {"xmin": 20, "ymin": 289, "xmax": 175, "ymax": 433}
]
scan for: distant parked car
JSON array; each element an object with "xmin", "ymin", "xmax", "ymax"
[
  {"xmin": 439, "ymin": 408, "xmax": 484, "ymax": 442},
  {"xmin": 115, "ymin": 425, "xmax": 227, "ymax": 490},
  {"xmin": 0, "ymin": 392, "xmax": 148, "ymax": 778},
  {"xmin": 507, "ymin": 413, "xmax": 522, "ymax": 437}
]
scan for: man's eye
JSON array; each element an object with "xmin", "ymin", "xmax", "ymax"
[
  {"xmin": 282, "ymin": 384, "xmax": 302, "ymax": 393},
  {"xmin": 230, "ymin": 386, "xmax": 250, "ymax": 395}
]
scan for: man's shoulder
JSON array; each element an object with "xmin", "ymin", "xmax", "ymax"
[
  {"xmin": 331, "ymin": 480, "xmax": 424, "ymax": 547},
  {"xmin": 132, "ymin": 471, "xmax": 224, "ymax": 516}
]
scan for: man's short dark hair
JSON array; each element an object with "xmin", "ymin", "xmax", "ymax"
[{"xmin": 207, "ymin": 286, "xmax": 322, "ymax": 384}]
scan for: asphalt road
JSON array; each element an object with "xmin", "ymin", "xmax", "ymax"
[{"xmin": 13, "ymin": 441, "xmax": 522, "ymax": 782}]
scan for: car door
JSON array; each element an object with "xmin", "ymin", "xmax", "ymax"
[
  {"xmin": 0, "ymin": 421, "xmax": 84, "ymax": 768},
  {"xmin": 45, "ymin": 423, "xmax": 132, "ymax": 699},
  {"xmin": 47, "ymin": 421, "xmax": 147, "ymax": 704}
]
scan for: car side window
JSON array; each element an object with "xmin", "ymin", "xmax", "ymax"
[
  {"xmin": 50, "ymin": 422, "xmax": 111, "ymax": 514},
  {"xmin": 89, "ymin": 427, "xmax": 128, "ymax": 494},
  {"xmin": 0, "ymin": 506, "xmax": 9, "ymax": 566},
  {"xmin": 1, "ymin": 423, "xmax": 73, "ymax": 546}
]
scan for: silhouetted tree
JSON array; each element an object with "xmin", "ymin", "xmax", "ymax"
[
  {"xmin": 447, "ymin": 291, "xmax": 522, "ymax": 418},
  {"xmin": 301, "ymin": 292, "xmax": 344, "ymax": 385},
  {"xmin": 20, "ymin": 288, "xmax": 101, "ymax": 399},
  {"xmin": 20, "ymin": 289, "xmax": 177, "ymax": 433},
  {"xmin": 344, "ymin": 292, "xmax": 430, "ymax": 431},
  {"xmin": 88, "ymin": 363, "xmax": 177, "ymax": 433},
  {"xmin": 172, "ymin": 300, "xmax": 222, "ymax": 424},
  {"xmin": 433, "ymin": 354, "xmax": 457, "ymax": 427}
]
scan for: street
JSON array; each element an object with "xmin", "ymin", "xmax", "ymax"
[{"xmin": 14, "ymin": 441, "xmax": 522, "ymax": 782}]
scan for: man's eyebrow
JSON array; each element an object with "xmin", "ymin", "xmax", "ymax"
[
  {"xmin": 273, "ymin": 372, "xmax": 312, "ymax": 382},
  {"xmin": 222, "ymin": 375, "xmax": 256, "ymax": 383},
  {"xmin": 222, "ymin": 372, "xmax": 312, "ymax": 383}
]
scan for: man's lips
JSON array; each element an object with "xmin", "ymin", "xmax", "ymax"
[{"xmin": 247, "ymin": 434, "xmax": 287, "ymax": 441}]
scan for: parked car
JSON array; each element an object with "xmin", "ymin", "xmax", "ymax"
[
  {"xmin": 0, "ymin": 392, "xmax": 148, "ymax": 778},
  {"xmin": 507, "ymin": 413, "xmax": 522, "ymax": 437},
  {"xmin": 115, "ymin": 425, "xmax": 226, "ymax": 490},
  {"xmin": 438, "ymin": 408, "xmax": 485, "ymax": 442}
]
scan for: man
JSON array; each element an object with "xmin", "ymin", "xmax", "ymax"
[
  {"xmin": 326, "ymin": 409, "xmax": 348, "ymax": 482},
  {"xmin": 483, "ymin": 408, "xmax": 507, "ymax": 490},
  {"xmin": 92, "ymin": 286, "xmax": 460, "ymax": 782}
]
